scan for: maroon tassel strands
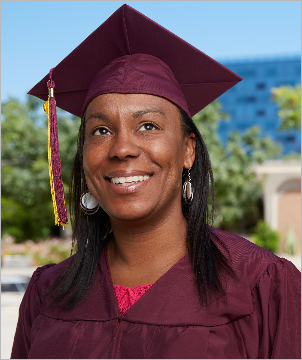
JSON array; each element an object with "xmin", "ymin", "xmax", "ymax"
[{"xmin": 43, "ymin": 69, "xmax": 68, "ymax": 226}]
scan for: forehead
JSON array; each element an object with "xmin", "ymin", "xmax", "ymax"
[{"xmin": 85, "ymin": 93, "xmax": 181, "ymax": 119}]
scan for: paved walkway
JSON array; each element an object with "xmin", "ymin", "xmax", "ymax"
[
  {"xmin": 1, "ymin": 267, "xmax": 37, "ymax": 359},
  {"xmin": 1, "ymin": 255, "xmax": 300, "ymax": 358},
  {"xmin": 1, "ymin": 293, "xmax": 24, "ymax": 359}
]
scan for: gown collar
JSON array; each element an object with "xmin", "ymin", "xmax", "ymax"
[{"xmin": 40, "ymin": 248, "xmax": 253, "ymax": 326}]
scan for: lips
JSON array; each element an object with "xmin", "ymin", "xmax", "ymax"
[
  {"xmin": 110, "ymin": 175, "xmax": 150, "ymax": 186},
  {"xmin": 105, "ymin": 170, "xmax": 153, "ymax": 192}
]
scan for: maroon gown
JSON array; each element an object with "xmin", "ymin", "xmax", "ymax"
[{"xmin": 11, "ymin": 228, "xmax": 301, "ymax": 359}]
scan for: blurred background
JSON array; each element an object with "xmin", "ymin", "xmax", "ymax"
[{"xmin": 1, "ymin": 1, "xmax": 301, "ymax": 358}]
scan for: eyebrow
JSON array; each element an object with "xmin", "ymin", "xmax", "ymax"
[
  {"xmin": 86, "ymin": 112, "xmax": 109, "ymax": 123},
  {"xmin": 86, "ymin": 109, "xmax": 166, "ymax": 123},
  {"xmin": 133, "ymin": 109, "xmax": 166, "ymax": 119}
]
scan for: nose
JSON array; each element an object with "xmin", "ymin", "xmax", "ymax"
[{"xmin": 108, "ymin": 131, "xmax": 141, "ymax": 160}]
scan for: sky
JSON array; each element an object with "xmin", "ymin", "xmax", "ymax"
[{"xmin": 1, "ymin": 1, "xmax": 301, "ymax": 103}]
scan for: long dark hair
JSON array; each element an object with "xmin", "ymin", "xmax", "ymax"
[{"xmin": 48, "ymin": 106, "xmax": 235, "ymax": 309}]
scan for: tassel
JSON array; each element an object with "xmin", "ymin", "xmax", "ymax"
[{"xmin": 43, "ymin": 69, "xmax": 68, "ymax": 227}]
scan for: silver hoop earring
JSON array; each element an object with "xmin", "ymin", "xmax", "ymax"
[
  {"xmin": 80, "ymin": 191, "xmax": 100, "ymax": 215},
  {"xmin": 183, "ymin": 167, "xmax": 194, "ymax": 204}
]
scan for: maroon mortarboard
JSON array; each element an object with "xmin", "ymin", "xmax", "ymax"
[{"xmin": 28, "ymin": 4, "xmax": 242, "ymax": 226}]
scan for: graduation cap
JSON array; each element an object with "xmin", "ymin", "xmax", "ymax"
[{"xmin": 28, "ymin": 4, "xmax": 242, "ymax": 226}]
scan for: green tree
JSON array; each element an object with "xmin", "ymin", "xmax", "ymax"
[
  {"xmin": 1, "ymin": 96, "xmax": 80, "ymax": 242},
  {"xmin": 193, "ymin": 101, "xmax": 280, "ymax": 229},
  {"xmin": 2, "ymin": 96, "xmax": 280, "ymax": 240},
  {"xmin": 271, "ymin": 85, "xmax": 301, "ymax": 130},
  {"xmin": 252, "ymin": 220, "xmax": 280, "ymax": 253}
]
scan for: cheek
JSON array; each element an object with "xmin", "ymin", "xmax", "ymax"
[
  {"xmin": 166, "ymin": 132, "xmax": 186, "ymax": 164},
  {"xmin": 82, "ymin": 143, "xmax": 105, "ymax": 183},
  {"xmin": 82, "ymin": 143, "xmax": 92, "ymax": 175},
  {"xmin": 148, "ymin": 135, "xmax": 185, "ymax": 176}
]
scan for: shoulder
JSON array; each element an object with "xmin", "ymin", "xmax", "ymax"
[
  {"xmin": 209, "ymin": 228, "xmax": 301, "ymax": 359},
  {"xmin": 209, "ymin": 227, "xmax": 299, "ymax": 289},
  {"xmin": 15, "ymin": 256, "xmax": 76, "ymax": 321},
  {"xmin": 16, "ymin": 256, "xmax": 75, "ymax": 307},
  {"xmin": 11, "ymin": 258, "xmax": 74, "ymax": 337},
  {"xmin": 33, "ymin": 256, "xmax": 74, "ymax": 296}
]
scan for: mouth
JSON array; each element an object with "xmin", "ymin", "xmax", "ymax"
[{"xmin": 108, "ymin": 175, "xmax": 151, "ymax": 186}]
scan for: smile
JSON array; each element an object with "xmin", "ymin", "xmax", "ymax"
[{"xmin": 110, "ymin": 175, "xmax": 150, "ymax": 186}]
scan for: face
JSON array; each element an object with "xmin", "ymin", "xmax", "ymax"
[{"xmin": 83, "ymin": 93, "xmax": 195, "ymax": 224}]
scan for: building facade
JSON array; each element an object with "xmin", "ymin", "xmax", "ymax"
[
  {"xmin": 254, "ymin": 160, "xmax": 301, "ymax": 254},
  {"xmin": 218, "ymin": 55, "xmax": 301, "ymax": 154}
]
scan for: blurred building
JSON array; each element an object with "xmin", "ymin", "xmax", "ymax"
[
  {"xmin": 218, "ymin": 55, "xmax": 301, "ymax": 154},
  {"xmin": 254, "ymin": 160, "xmax": 301, "ymax": 254}
]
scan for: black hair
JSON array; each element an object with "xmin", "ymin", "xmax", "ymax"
[
  {"xmin": 47, "ymin": 107, "xmax": 235, "ymax": 309},
  {"xmin": 178, "ymin": 108, "xmax": 235, "ymax": 303}
]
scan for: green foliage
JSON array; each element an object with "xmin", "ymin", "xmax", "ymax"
[
  {"xmin": 193, "ymin": 101, "xmax": 280, "ymax": 228},
  {"xmin": 284, "ymin": 223, "xmax": 297, "ymax": 255},
  {"xmin": 271, "ymin": 85, "xmax": 301, "ymax": 130},
  {"xmin": 282, "ymin": 152, "xmax": 301, "ymax": 161},
  {"xmin": 252, "ymin": 220, "xmax": 280, "ymax": 253},
  {"xmin": 1, "ymin": 96, "xmax": 81, "ymax": 242},
  {"xmin": 1, "ymin": 95, "xmax": 281, "ymax": 240}
]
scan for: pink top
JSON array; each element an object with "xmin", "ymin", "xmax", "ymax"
[{"xmin": 113, "ymin": 284, "xmax": 153, "ymax": 314}]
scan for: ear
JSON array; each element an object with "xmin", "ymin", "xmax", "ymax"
[{"xmin": 183, "ymin": 132, "xmax": 196, "ymax": 169}]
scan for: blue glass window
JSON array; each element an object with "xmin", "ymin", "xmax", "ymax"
[
  {"xmin": 256, "ymin": 83, "xmax": 266, "ymax": 90},
  {"xmin": 256, "ymin": 110, "xmax": 266, "ymax": 116},
  {"xmin": 246, "ymin": 96, "xmax": 257, "ymax": 102}
]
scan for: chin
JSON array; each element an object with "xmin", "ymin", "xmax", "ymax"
[
  {"xmin": 109, "ymin": 212, "xmax": 153, "ymax": 225},
  {"xmin": 105, "ymin": 202, "xmax": 157, "ymax": 224}
]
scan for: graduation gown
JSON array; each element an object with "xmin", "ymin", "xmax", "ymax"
[{"xmin": 11, "ymin": 228, "xmax": 301, "ymax": 359}]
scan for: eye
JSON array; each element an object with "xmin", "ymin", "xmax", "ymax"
[
  {"xmin": 93, "ymin": 127, "xmax": 111, "ymax": 136},
  {"xmin": 139, "ymin": 122, "xmax": 158, "ymax": 131}
]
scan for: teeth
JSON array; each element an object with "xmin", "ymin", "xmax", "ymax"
[{"xmin": 110, "ymin": 175, "xmax": 150, "ymax": 185}]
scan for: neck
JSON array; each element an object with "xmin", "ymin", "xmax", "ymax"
[{"xmin": 107, "ymin": 203, "xmax": 188, "ymax": 287}]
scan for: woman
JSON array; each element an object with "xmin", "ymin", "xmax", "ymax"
[{"xmin": 11, "ymin": 4, "xmax": 300, "ymax": 359}]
